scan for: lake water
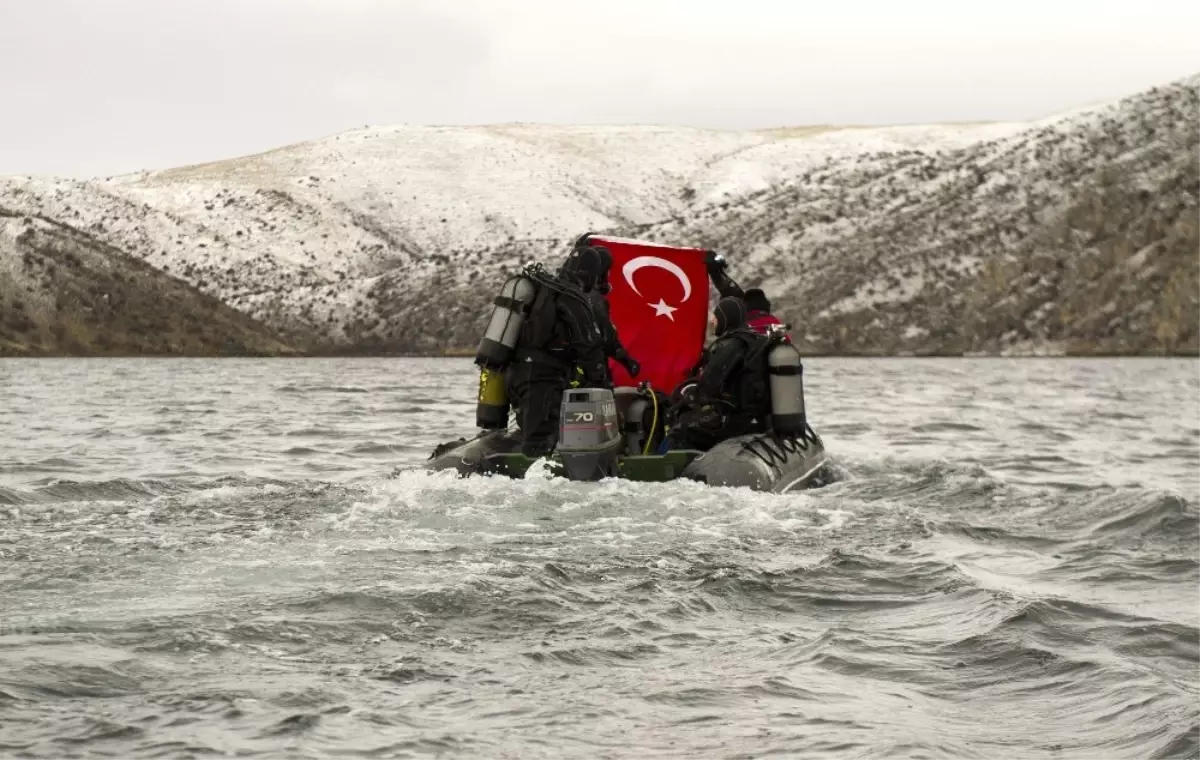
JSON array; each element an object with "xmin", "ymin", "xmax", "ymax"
[{"xmin": 1, "ymin": 357, "xmax": 1197, "ymax": 759}]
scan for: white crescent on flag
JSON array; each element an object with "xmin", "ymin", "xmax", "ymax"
[{"xmin": 621, "ymin": 255, "xmax": 693, "ymax": 321}]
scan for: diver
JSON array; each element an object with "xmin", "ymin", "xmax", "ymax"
[
  {"xmin": 659, "ymin": 296, "xmax": 772, "ymax": 452},
  {"xmin": 577, "ymin": 244, "xmax": 641, "ymax": 384},
  {"xmin": 704, "ymin": 251, "xmax": 792, "ymax": 340},
  {"xmin": 498, "ymin": 247, "xmax": 610, "ymax": 457}
]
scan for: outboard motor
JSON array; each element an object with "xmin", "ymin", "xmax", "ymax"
[
  {"xmin": 557, "ymin": 387, "xmax": 622, "ymax": 481},
  {"xmin": 473, "ymin": 273, "xmax": 539, "ymax": 428},
  {"xmin": 766, "ymin": 329, "xmax": 806, "ymax": 436},
  {"xmin": 612, "ymin": 387, "xmax": 649, "ymax": 455}
]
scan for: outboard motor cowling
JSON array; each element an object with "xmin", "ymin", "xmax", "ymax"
[
  {"xmin": 557, "ymin": 387, "xmax": 622, "ymax": 481},
  {"xmin": 767, "ymin": 339, "xmax": 806, "ymax": 436}
]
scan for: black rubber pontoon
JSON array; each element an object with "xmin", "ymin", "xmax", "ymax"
[{"xmin": 424, "ymin": 386, "xmax": 832, "ymax": 492}]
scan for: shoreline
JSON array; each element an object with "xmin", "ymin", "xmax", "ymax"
[{"xmin": 3, "ymin": 350, "xmax": 1197, "ymax": 360}]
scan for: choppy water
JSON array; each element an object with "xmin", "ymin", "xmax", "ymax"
[{"xmin": 1, "ymin": 357, "xmax": 1197, "ymax": 760}]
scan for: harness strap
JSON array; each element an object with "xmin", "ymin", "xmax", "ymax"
[{"xmin": 494, "ymin": 295, "xmax": 531, "ymax": 312}]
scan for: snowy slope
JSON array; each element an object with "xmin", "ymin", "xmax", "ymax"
[
  {"xmin": 628, "ymin": 75, "xmax": 1200, "ymax": 355},
  {"xmin": 0, "ymin": 209, "xmax": 295, "ymax": 356},
  {"xmin": 0, "ymin": 75, "xmax": 1195, "ymax": 355},
  {"xmin": 0, "ymin": 119, "xmax": 1024, "ymax": 350}
]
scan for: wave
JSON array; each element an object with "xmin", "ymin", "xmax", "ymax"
[
  {"xmin": 0, "ymin": 662, "xmax": 147, "ymax": 701},
  {"xmin": 1083, "ymin": 492, "xmax": 1198, "ymax": 541},
  {"xmin": 283, "ymin": 427, "xmax": 344, "ymax": 437},
  {"xmin": 0, "ymin": 456, "xmax": 87, "ymax": 475},
  {"xmin": 0, "ymin": 474, "xmax": 300, "ymax": 508},
  {"xmin": 276, "ymin": 385, "xmax": 371, "ymax": 394},
  {"xmin": 1041, "ymin": 549, "xmax": 1199, "ymax": 584},
  {"xmin": 1152, "ymin": 725, "xmax": 1199, "ymax": 760},
  {"xmin": 2, "ymin": 478, "xmax": 186, "ymax": 505},
  {"xmin": 345, "ymin": 442, "xmax": 414, "ymax": 455}
]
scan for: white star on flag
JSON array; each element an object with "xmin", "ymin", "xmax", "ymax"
[{"xmin": 649, "ymin": 298, "xmax": 678, "ymax": 321}]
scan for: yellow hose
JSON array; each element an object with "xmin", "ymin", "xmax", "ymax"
[{"xmin": 642, "ymin": 386, "xmax": 658, "ymax": 456}]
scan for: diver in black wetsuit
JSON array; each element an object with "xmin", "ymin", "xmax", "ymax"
[
  {"xmin": 504, "ymin": 248, "xmax": 610, "ymax": 457},
  {"xmin": 704, "ymin": 251, "xmax": 791, "ymax": 339},
  {"xmin": 579, "ymin": 244, "xmax": 640, "ymax": 384},
  {"xmin": 661, "ymin": 296, "xmax": 771, "ymax": 452}
]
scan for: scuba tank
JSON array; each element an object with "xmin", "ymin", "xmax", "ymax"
[
  {"xmin": 475, "ymin": 368, "xmax": 509, "ymax": 429},
  {"xmin": 474, "ymin": 274, "xmax": 539, "ymax": 370},
  {"xmin": 475, "ymin": 262, "xmax": 591, "ymax": 371},
  {"xmin": 765, "ymin": 328, "xmax": 806, "ymax": 436},
  {"xmin": 473, "ymin": 272, "xmax": 537, "ymax": 429}
]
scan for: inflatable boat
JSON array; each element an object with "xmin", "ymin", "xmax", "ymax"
[
  {"xmin": 425, "ymin": 385, "xmax": 833, "ymax": 493},
  {"xmin": 421, "ymin": 235, "xmax": 834, "ymax": 493}
]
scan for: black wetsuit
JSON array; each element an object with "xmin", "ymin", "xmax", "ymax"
[
  {"xmin": 665, "ymin": 298, "xmax": 770, "ymax": 451},
  {"xmin": 706, "ymin": 254, "xmax": 790, "ymax": 339},
  {"xmin": 505, "ymin": 274, "xmax": 608, "ymax": 458},
  {"xmin": 587, "ymin": 289, "xmax": 639, "ymax": 384},
  {"xmin": 708, "ymin": 262, "xmax": 745, "ymax": 302}
]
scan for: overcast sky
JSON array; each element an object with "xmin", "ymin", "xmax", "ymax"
[{"xmin": 1, "ymin": 0, "xmax": 1196, "ymax": 178}]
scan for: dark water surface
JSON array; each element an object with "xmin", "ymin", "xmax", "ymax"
[{"xmin": 1, "ymin": 358, "xmax": 1197, "ymax": 759}]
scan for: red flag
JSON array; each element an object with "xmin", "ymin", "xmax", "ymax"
[{"xmin": 590, "ymin": 236, "xmax": 711, "ymax": 394}]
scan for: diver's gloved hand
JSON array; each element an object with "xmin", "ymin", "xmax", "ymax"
[
  {"xmin": 621, "ymin": 357, "xmax": 641, "ymax": 378},
  {"xmin": 704, "ymin": 250, "xmax": 726, "ymax": 272}
]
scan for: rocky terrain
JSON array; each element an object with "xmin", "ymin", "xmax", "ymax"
[
  {"xmin": 629, "ymin": 78, "xmax": 1200, "ymax": 356},
  {"xmin": 1, "ymin": 74, "xmax": 1196, "ymax": 357},
  {"xmin": 0, "ymin": 209, "xmax": 297, "ymax": 357}
]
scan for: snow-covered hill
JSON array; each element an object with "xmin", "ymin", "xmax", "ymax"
[
  {"xmin": 1, "ymin": 74, "xmax": 1196, "ymax": 356},
  {"xmin": 0, "ymin": 208, "xmax": 296, "ymax": 357},
  {"xmin": 630, "ymin": 76, "xmax": 1200, "ymax": 356}
]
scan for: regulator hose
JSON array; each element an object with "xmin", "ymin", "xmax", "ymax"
[
  {"xmin": 524, "ymin": 262, "xmax": 593, "ymax": 312},
  {"xmin": 640, "ymin": 382, "xmax": 659, "ymax": 456}
]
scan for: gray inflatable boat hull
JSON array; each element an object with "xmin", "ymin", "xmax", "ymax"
[
  {"xmin": 424, "ymin": 429, "xmax": 523, "ymax": 477},
  {"xmin": 679, "ymin": 431, "xmax": 830, "ymax": 492},
  {"xmin": 424, "ymin": 428, "xmax": 831, "ymax": 493},
  {"xmin": 422, "ymin": 385, "xmax": 832, "ymax": 492}
]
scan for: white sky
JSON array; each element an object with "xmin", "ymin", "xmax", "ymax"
[{"xmin": 1, "ymin": 0, "xmax": 1197, "ymax": 178}]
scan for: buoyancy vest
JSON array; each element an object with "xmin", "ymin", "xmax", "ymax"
[
  {"xmin": 517, "ymin": 282, "xmax": 558, "ymax": 350},
  {"xmin": 698, "ymin": 328, "xmax": 771, "ymax": 417},
  {"xmin": 515, "ymin": 267, "xmax": 600, "ymax": 372},
  {"xmin": 732, "ymin": 329, "xmax": 773, "ymax": 417}
]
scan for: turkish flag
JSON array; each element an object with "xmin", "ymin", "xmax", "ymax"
[{"xmin": 591, "ymin": 236, "xmax": 711, "ymax": 394}]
